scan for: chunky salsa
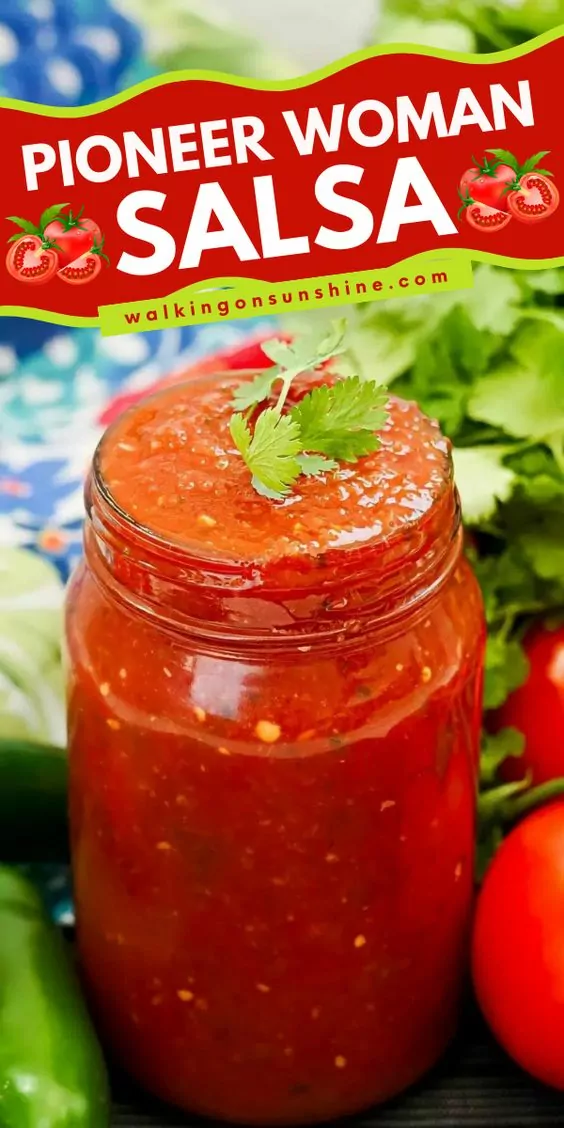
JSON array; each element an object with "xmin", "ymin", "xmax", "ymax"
[{"xmin": 66, "ymin": 373, "xmax": 485, "ymax": 1124}]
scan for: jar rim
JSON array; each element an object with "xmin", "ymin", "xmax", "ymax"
[
  {"xmin": 93, "ymin": 371, "xmax": 269, "ymax": 573},
  {"xmin": 92, "ymin": 371, "xmax": 455, "ymax": 574},
  {"xmin": 87, "ymin": 373, "xmax": 461, "ymax": 646}
]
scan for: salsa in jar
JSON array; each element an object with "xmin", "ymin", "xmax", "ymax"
[{"xmin": 66, "ymin": 370, "xmax": 485, "ymax": 1125}]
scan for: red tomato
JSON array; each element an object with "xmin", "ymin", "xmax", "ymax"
[
  {"xmin": 464, "ymin": 202, "xmax": 512, "ymax": 234},
  {"xmin": 460, "ymin": 162, "xmax": 515, "ymax": 212},
  {"xmin": 6, "ymin": 235, "xmax": 59, "ymax": 285},
  {"xmin": 507, "ymin": 174, "xmax": 560, "ymax": 223},
  {"xmin": 497, "ymin": 625, "xmax": 564, "ymax": 784},
  {"xmin": 219, "ymin": 337, "xmax": 286, "ymax": 370},
  {"xmin": 473, "ymin": 801, "xmax": 564, "ymax": 1089},
  {"xmin": 58, "ymin": 249, "xmax": 104, "ymax": 285},
  {"xmin": 44, "ymin": 215, "xmax": 101, "ymax": 266}
]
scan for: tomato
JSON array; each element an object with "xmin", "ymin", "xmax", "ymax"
[
  {"xmin": 464, "ymin": 202, "xmax": 512, "ymax": 234},
  {"xmin": 218, "ymin": 334, "xmax": 289, "ymax": 370},
  {"xmin": 460, "ymin": 162, "xmax": 515, "ymax": 213},
  {"xmin": 58, "ymin": 250, "xmax": 104, "ymax": 285},
  {"xmin": 507, "ymin": 174, "xmax": 560, "ymax": 223},
  {"xmin": 6, "ymin": 235, "xmax": 59, "ymax": 285},
  {"xmin": 497, "ymin": 625, "xmax": 564, "ymax": 784},
  {"xmin": 473, "ymin": 801, "xmax": 564, "ymax": 1089},
  {"xmin": 44, "ymin": 214, "xmax": 101, "ymax": 267}
]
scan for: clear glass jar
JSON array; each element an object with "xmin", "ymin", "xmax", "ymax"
[{"xmin": 66, "ymin": 375, "xmax": 485, "ymax": 1125}]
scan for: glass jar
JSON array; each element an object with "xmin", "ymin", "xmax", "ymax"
[{"xmin": 66, "ymin": 374, "xmax": 485, "ymax": 1125}]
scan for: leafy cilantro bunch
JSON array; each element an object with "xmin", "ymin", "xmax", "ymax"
[
  {"xmin": 230, "ymin": 319, "xmax": 389, "ymax": 498},
  {"xmin": 339, "ymin": 265, "xmax": 564, "ymax": 869},
  {"xmin": 373, "ymin": 0, "xmax": 564, "ymax": 55}
]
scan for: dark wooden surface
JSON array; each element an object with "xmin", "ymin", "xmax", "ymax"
[{"xmin": 110, "ymin": 1007, "xmax": 564, "ymax": 1128}]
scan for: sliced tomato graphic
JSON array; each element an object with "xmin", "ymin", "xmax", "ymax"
[
  {"xmin": 464, "ymin": 201, "xmax": 512, "ymax": 234},
  {"xmin": 507, "ymin": 174, "xmax": 560, "ymax": 224},
  {"xmin": 6, "ymin": 235, "xmax": 59, "ymax": 285},
  {"xmin": 58, "ymin": 251, "xmax": 103, "ymax": 285},
  {"xmin": 57, "ymin": 235, "xmax": 110, "ymax": 285}
]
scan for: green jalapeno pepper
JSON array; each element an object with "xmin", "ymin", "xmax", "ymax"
[
  {"xmin": 0, "ymin": 739, "xmax": 69, "ymax": 862},
  {"xmin": 0, "ymin": 866, "xmax": 109, "ymax": 1127}
]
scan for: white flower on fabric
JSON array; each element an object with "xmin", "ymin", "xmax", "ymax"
[
  {"xmin": 43, "ymin": 336, "xmax": 79, "ymax": 368},
  {"xmin": 0, "ymin": 515, "xmax": 33, "ymax": 548},
  {"xmin": 0, "ymin": 345, "xmax": 17, "ymax": 375},
  {"xmin": 98, "ymin": 334, "xmax": 151, "ymax": 365}
]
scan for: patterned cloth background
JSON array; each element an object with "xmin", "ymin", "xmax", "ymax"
[
  {"xmin": 0, "ymin": 0, "xmax": 282, "ymax": 920},
  {"xmin": 1, "ymin": 317, "xmax": 275, "ymax": 921}
]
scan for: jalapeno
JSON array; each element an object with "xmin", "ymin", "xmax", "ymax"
[
  {"xmin": 0, "ymin": 739, "xmax": 69, "ymax": 862},
  {"xmin": 0, "ymin": 866, "xmax": 109, "ymax": 1127}
]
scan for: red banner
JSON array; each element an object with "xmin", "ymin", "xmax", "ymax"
[{"xmin": 1, "ymin": 31, "xmax": 564, "ymax": 323}]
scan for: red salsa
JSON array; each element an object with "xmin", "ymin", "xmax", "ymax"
[{"xmin": 66, "ymin": 372, "xmax": 485, "ymax": 1124}]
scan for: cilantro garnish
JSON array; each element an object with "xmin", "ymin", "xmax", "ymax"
[
  {"xmin": 230, "ymin": 320, "xmax": 389, "ymax": 497},
  {"xmin": 229, "ymin": 409, "xmax": 302, "ymax": 498}
]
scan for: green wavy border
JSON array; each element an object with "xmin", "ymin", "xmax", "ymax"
[
  {"xmin": 1, "ymin": 247, "xmax": 563, "ymax": 329},
  {"xmin": 1, "ymin": 24, "xmax": 563, "ymax": 117}
]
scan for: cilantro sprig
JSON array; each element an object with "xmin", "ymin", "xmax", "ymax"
[
  {"xmin": 230, "ymin": 320, "xmax": 389, "ymax": 498},
  {"xmin": 231, "ymin": 318, "xmax": 349, "ymax": 413},
  {"xmin": 340, "ymin": 263, "xmax": 564, "ymax": 873}
]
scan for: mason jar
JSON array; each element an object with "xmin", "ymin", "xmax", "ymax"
[{"xmin": 66, "ymin": 372, "xmax": 485, "ymax": 1125}]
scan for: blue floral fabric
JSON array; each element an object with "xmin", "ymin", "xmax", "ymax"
[
  {"xmin": 0, "ymin": 317, "xmax": 275, "ymax": 919},
  {"xmin": 0, "ymin": 0, "xmax": 279, "ymax": 924},
  {"xmin": 0, "ymin": 0, "xmax": 150, "ymax": 106}
]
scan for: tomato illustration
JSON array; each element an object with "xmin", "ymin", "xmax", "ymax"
[
  {"xmin": 507, "ymin": 174, "xmax": 560, "ymax": 224},
  {"xmin": 44, "ymin": 208, "xmax": 102, "ymax": 267},
  {"xmin": 459, "ymin": 158, "xmax": 515, "ymax": 213},
  {"xmin": 463, "ymin": 201, "xmax": 512, "ymax": 234},
  {"xmin": 6, "ymin": 235, "xmax": 59, "ymax": 285},
  {"xmin": 58, "ymin": 239, "xmax": 109, "ymax": 285}
]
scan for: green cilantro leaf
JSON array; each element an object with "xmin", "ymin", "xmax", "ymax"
[
  {"xmin": 453, "ymin": 446, "xmax": 516, "ymax": 523},
  {"xmin": 483, "ymin": 634, "xmax": 529, "ymax": 710},
  {"xmin": 518, "ymin": 515, "xmax": 564, "ymax": 584},
  {"xmin": 508, "ymin": 448, "xmax": 564, "ymax": 505},
  {"xmin": 291, "ymin": 377, "xmax": 389, "ymax": 461},
  {"xmin": 344, "ymin": 321, "xmax": 417, "ymax": 386},
  {"xmin": 296, "ymin": 453, "xmax": 339, "ymax": 477},
  {"xmin": 521, "ymin": 270, "xmax": 564, "ymax": 295},
  {"xmin": 232, "ymin": 318, "xmax": 348, "ymax": 416},
  {"xmin": 230, "ymin": 323, "xmax": 390, "ymax": 496},
  {"xmin": 468, "ymin": 323, "xmax": 564, "ymax": 442},
  {"xmin": 229, "ymin": 409, "xmax": 302, "ymax": 497},
  {"xmin": 260, "ymin": 339, "xmax": 298, "ymax": 368},
  {"xmin": 459, "ymin": 266, "xmax": 522, "ymax": 336},
  {"xmin": 232, "ymin": 369, "xmax": 279, "ymax": 412},
  {"xmin": 480, "ymin": 728, "xmax": 525, "ymax": 786},
  {"xmin": 472, "ymin": 545, "xmax": 539, "ymax": 626}
]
